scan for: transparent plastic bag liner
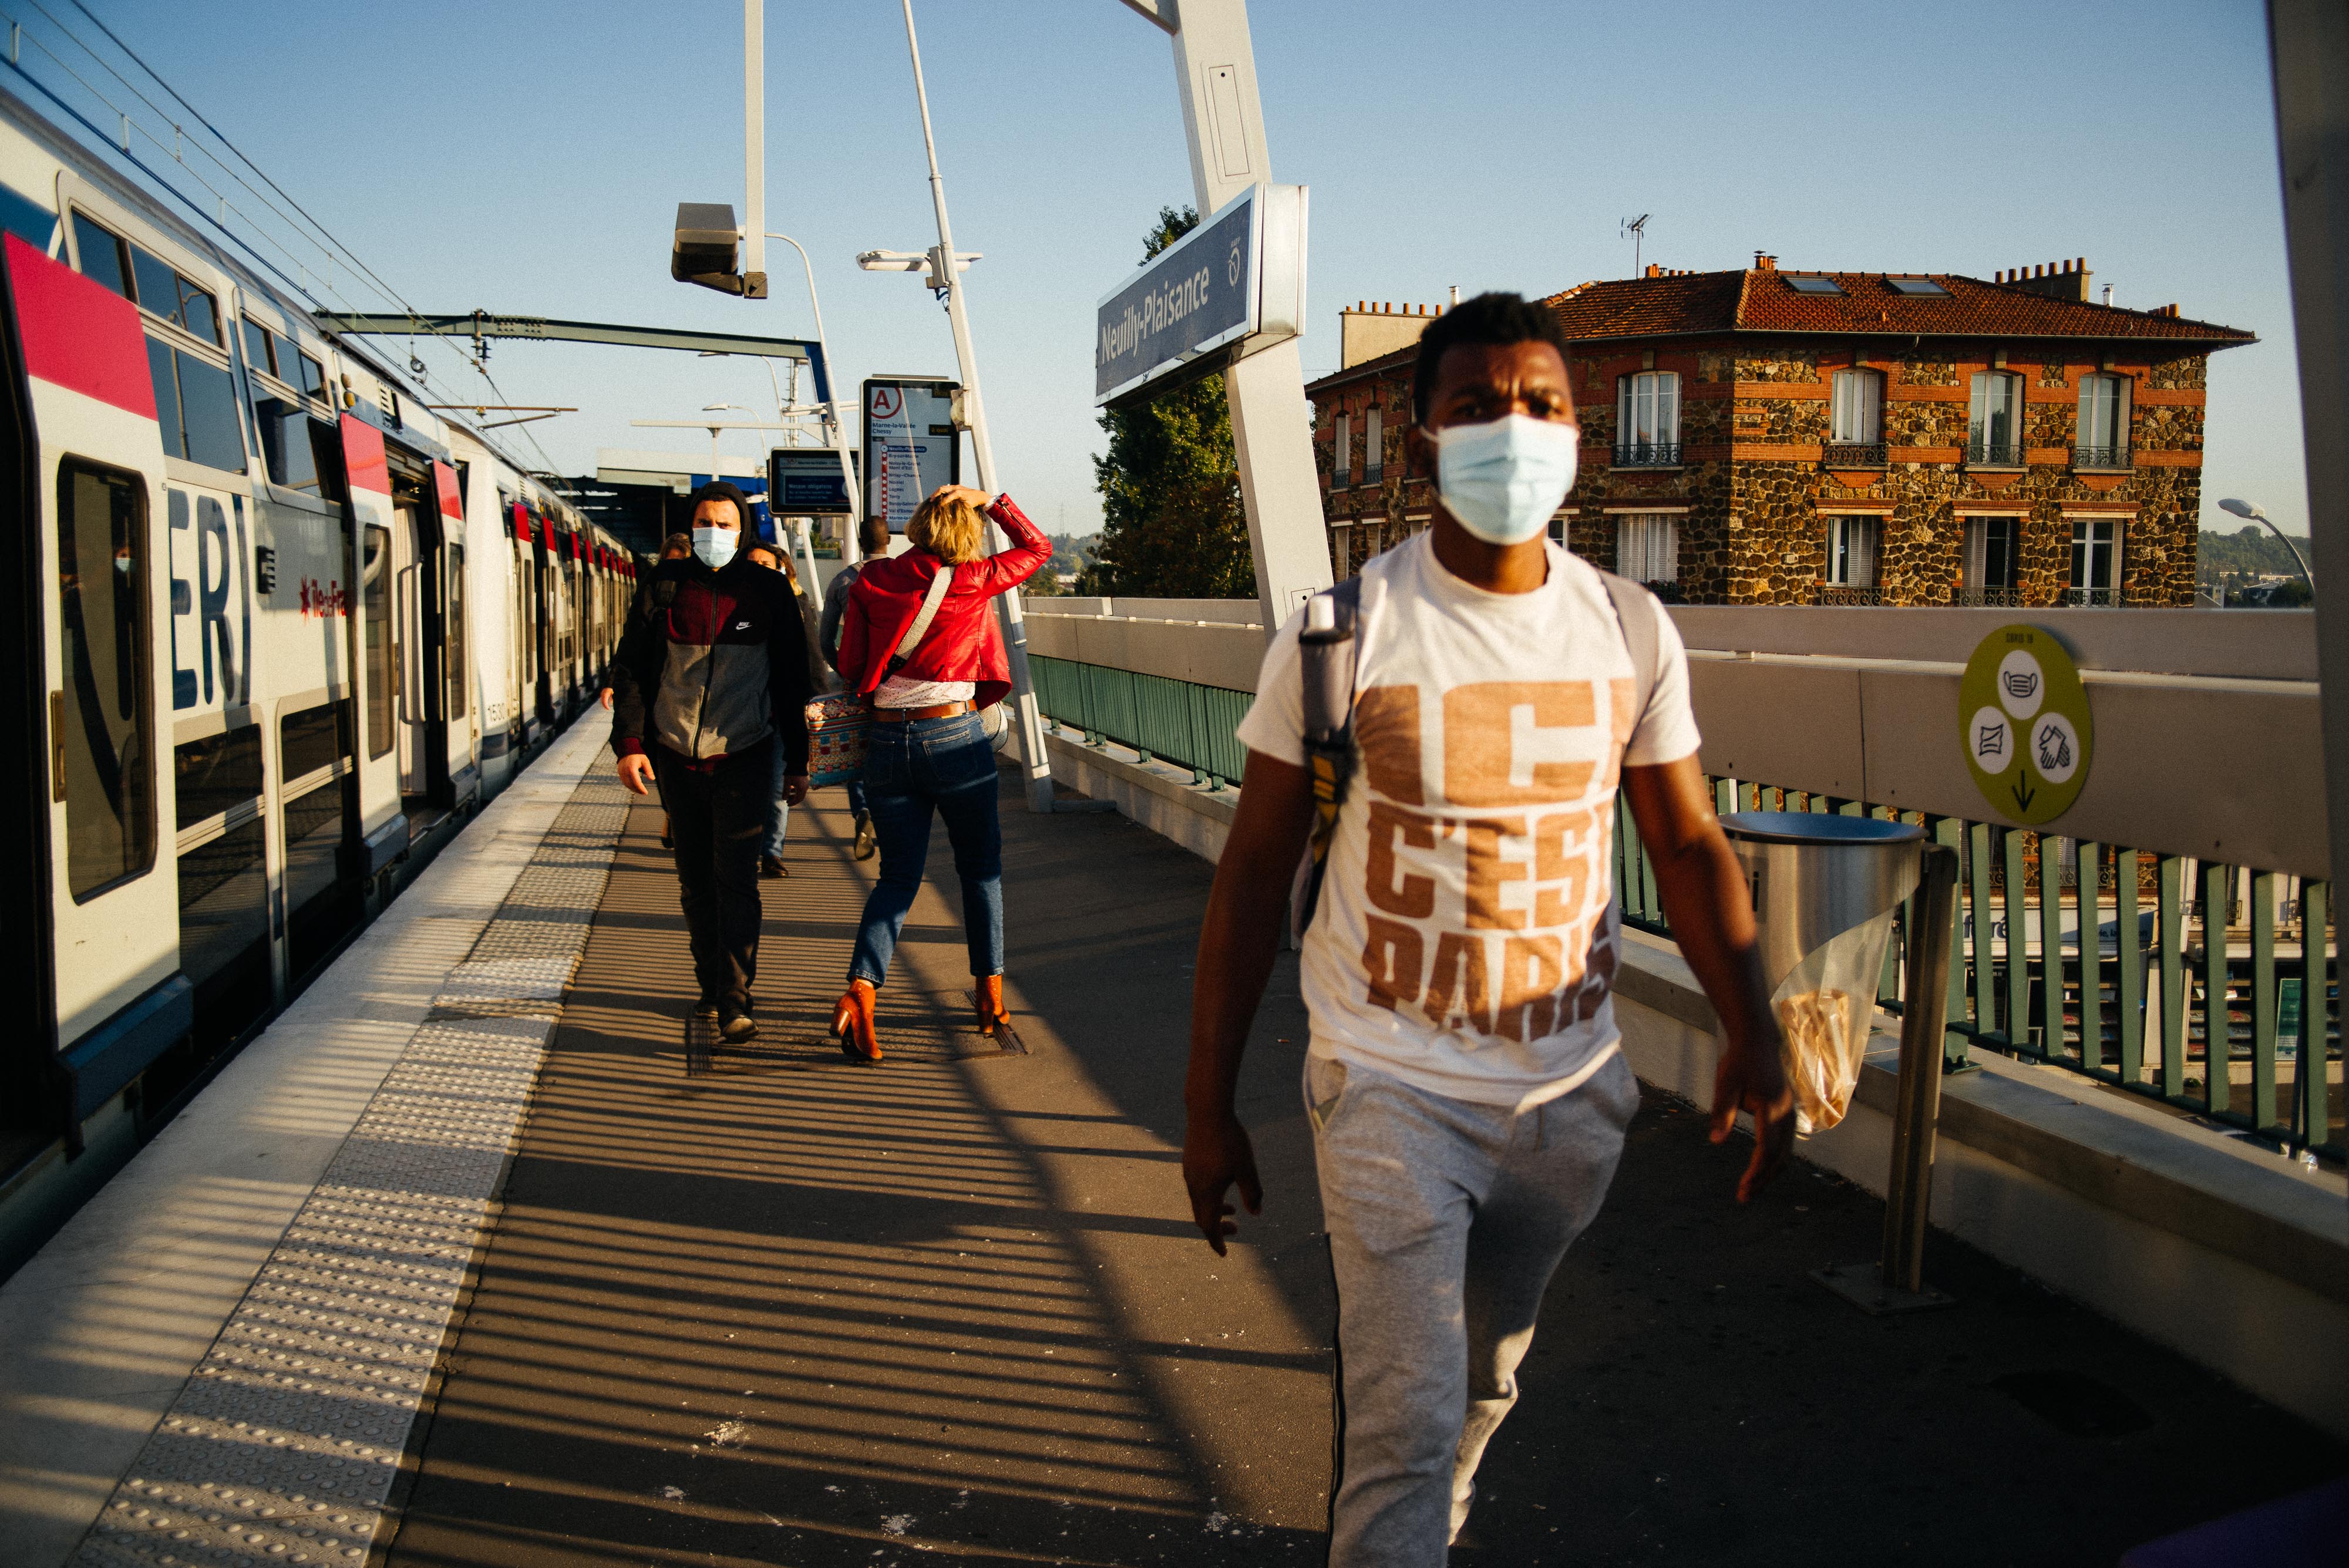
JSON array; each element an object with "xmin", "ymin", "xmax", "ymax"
[{"xmin": 1771, "ymin": 906, "xmax": 1897, "ymax": 1133}]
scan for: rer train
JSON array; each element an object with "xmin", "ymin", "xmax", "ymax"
[{"xmin": 0, "ymin": 80, "xmax": 637, "ymax": 1270}]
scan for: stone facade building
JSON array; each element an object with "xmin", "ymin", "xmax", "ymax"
[{"xmin": 1306, "ymin": 257, "xmax": 2253, "ymax": 605}]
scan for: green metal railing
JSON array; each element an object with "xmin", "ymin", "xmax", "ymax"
[
  {"xmin": 1032, "ymin": 654, "xmax": 2343, "ymax": 1164},
  {"xmin": 1030, "ymin": 655, "xmax": 1253, "ymax": 788},
  {"xmin": 1614, "ymin": 783, "xmax": 2343, "ymax": 1162}
]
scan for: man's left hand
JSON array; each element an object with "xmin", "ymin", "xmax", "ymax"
[
  {"xmin": 1709, "ymin": 1034, "xmax": 1796, "ymax": 1203},
  {"xmin": 783, "ymin": 773, "xmax": 810, "ymax": 806}
]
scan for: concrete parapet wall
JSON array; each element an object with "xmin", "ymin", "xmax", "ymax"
[
  {"xmin": 1024, "ymin": 613, "xmax": 1267, "ymax": 693},
  {"xmin": 1037, "ymin": 731, "xmax": 1236, "ymax": 862},
  {"xmin": 1612, "ymin": 930, "xmax": 2349, "ymax": 1442}
]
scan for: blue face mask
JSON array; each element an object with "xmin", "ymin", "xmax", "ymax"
[
  {"xmin": 1426, "ymin": 415, "xmax": 1580, "ymax": 546},
  {"xmin": 692, "ymin": 526, "xmax": 739, "ymax": 569}
]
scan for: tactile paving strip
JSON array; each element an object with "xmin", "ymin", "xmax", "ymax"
[{"xmin": 69, "ymin": 773, "xmax": 631, "ymax": 1568}]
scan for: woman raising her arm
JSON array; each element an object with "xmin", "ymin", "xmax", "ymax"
[{"xmin": 831, "ymin": 484, "xmax": 1052, "ymax": 1059}]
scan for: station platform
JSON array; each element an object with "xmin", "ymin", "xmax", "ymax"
[{"xmin": 2, "ymin": 712, "xmax": 2340, "ymax": 1567}]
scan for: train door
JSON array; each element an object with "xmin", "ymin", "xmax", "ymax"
[
  {"xmin": 382, "ymin": 444, "xmax": 449, "ymax": 825},
  {"xmin": 340, "ymin": 416, "xmax": 405, "ymax": 875},
  {"xmin": 6, "ymin": 232, "xmax": 186, "ymax": 1147},
  {"xmin": 432, "ymin": 462, "xmax": 475, "ymax": 804}
]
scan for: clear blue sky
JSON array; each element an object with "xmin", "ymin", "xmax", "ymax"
[{"xmin": 46, "ymin": 0, "xmax": 2307, "ymax": 540}]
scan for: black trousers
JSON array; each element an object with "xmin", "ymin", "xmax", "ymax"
[{"xmin": 654, "ymin": 741, "xmax": 771, "ymax": 1008}]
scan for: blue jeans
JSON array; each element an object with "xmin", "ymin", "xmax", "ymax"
[
  {"xmin": 765, "ymin": 741, "xmax": 791, "ymax": 857},
  {"xmin": 849, "ymin": 711, "xmax": 1003, "ymax": 987},
  {"xmin": 845, "ymin": 778, "xmax": 869, "ymax": 817}
]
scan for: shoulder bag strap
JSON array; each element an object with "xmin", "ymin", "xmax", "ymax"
[
  {"xmin": 1291, "ymin": 577, "xmax": 1364, "ymax": 943},
  {"xmin": 1598, "ymin": 570, "xmax": 1662, "ymax": 752},
  {"xmin": 886, "ymin": 564, "xmax": 957, "ymax": 674}
]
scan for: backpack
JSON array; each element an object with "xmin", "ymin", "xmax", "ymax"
[{"xmin": 1286, "ymin": 567, "xmax": 1668, "ymax": 946}]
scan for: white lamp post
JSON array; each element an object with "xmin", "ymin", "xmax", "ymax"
[{"xmin": 2217, "ymin": 497, "xmax": 2315, "ymax": 598}]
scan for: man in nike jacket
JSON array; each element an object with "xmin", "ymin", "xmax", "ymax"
[{"xmin": 610, "ymin": 481, "xmax": 813, "ymax": 1039}]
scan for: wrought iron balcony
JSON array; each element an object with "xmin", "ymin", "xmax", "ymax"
[
  {"xmin": 2063, "ymin": 586, "xmax": 2122, "ymax": 608},
  {"xmin": 1822, "ymin": 442, "xmax": 1886, "ymax": 467},
  {"xmin": 1965, "ymin": 439, "xmax": 2025, "ymax": 467},
  {"xmin": 2073, "ymin": 445, "xmax": 2134, "ymax": 472},
  {"xmin": 1815, "ymin": 584, "xmax": 1885, "ymax": 606},
  {"xmin": 1953, "ymin": 586, "xmax": 2024, "ymax": 607},
  {"xmin": 1613, "ymin": 440, "xmax": 1682, "ymax": 468},
  {"xmin": 1332, "ymin": 470, "xmax": 1351, "ymax": 490},
  {"xmin": 1362, "ymin": 465, "xmax": 1382, "ymax": 486}
]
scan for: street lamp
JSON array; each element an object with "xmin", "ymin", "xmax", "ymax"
[{"xmin": 2217, "ymin": 497, "xmax": 2315, "ymax": 600}]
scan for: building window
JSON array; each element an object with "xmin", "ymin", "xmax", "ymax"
[
  {"xmin": 1960, "ymin": 517, "xmax": 2020, "ymax": 605},
  {"xmin": 1330, "ymin": 524, "xmax": 1352, "ymax": 578},
  {"xmin": 1364, "ymin": 408, "xmax": 1383, "ymax": 483},
  {"xmin": 1616, "ymin": 514, "xmax": 1678, "ymax": 584},
  {"xmin": 1828, "ymin": 369, "xmax": 1883, "ymax": 463},
  {"xmin": 2075, "ymin": 374, "xmax": 2131, "ymax": 470},
  {"xmin": 1547, "ymin": 514, "xmax": 1569, "ymax": 548},
  {"xmin": 1824, "ymin": 515, "xmax": 1880, "ymax": 601},
  {"xmin": 1967, "ymin": 372, "xmax": 2024, "ymax": 465},
  {"xmin": 1334, "ymin": 413, "xmax": 1351, "ymax": 489},
  {"xmin": 1616, "ymin": 372, "xmax": 1680, "ymax": 465},
  {"xmin": 2069, "ymin": 517, "xmax": 2119, "ymax": 605}
]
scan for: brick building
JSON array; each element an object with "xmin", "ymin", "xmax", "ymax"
[{"xmin": 1307, "ymin": 258, "xmax": 2254, "ymax": 604}]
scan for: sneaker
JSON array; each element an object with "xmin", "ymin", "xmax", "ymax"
[
  {"xmin": 719, "ymin": 1005, "xmax": 758, "ymax": 1043},
  {"xmin": 691, "ymin": 994, "xmax": 719, "ymax": 1020},
  {"xmin": 759, "ymin": 853, "xmax": 788, "ymax": 879},
  {"xmin": 853, "ymin": 810, "xmax": 877, "ymax": 862}
]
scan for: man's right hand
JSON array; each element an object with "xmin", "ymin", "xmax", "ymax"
[
  {"xmin": 617, "ymin": 753, "xmax": 655, "ymax": 796},
  {"xmin": 1182, "ymin": 1109, "xmax": 1263, "ymax": 1257}
]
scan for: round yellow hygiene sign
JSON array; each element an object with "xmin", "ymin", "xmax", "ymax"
[{"xmin": 1959, "ymin": 624, "xmax": 2092, "ymax": 825}]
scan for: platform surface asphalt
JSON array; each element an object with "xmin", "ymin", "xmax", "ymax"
[{"xmin": 381, "ymin": 761, "xmax": 2343, "ymax": 1568}]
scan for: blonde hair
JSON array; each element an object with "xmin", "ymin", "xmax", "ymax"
[{"xmin": 906, "ymin": 492, "xmax": 985, "ymax": 565}]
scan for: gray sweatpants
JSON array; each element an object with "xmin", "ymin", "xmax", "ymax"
[{"xmin": 1308, "ymin": 1049, "xmax": 1640, "ymax": 1567}]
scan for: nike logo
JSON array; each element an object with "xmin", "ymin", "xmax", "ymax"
[{"xmin": 735, "ymin": 621, "xmax": 751, "ymax": 631}]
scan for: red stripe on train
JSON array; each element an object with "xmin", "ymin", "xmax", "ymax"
[
  {"xmin": 431, "ymin": 459, "xmax": 463, "ymax": 520},
  {"xmin": 5, "ymin": 233, "xmax": 157, "ymax": 421},
  {"xmin": 339, "ymin": 414, "xmax": 389, "ymax": 496}
]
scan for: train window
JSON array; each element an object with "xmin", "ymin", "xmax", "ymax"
[
  {"xmin": 251, "ymin": 394, "xmax": 321, "ymax": 496},
  {"xmin": 173, "ymin": 726, "xmax": 264, "ymax": 829},
  {"xmin": 309, "ymin": 422, "xmax": 347, "ymax": 504},
  {"xmin": 240, "ymin": 318, "xmax": 276, "ymax": 378},
  {"xmin": 126, "ymin": 240, "xmax": 220, "ymax": 345},
  {"xmin": 279, "ymin": 698, "xmax": 352, "ymax": 783},
  {"xmin": 161, "ymin": 348, "xmax": 245, "ymax": 473},
  {"xmin": 144, "ymin": 338, "xmax": 180, "ymax": 453},
  {"xmin": 294, "ymin": 352, "xmax": 325, "ymax": 399},
  {"xmin": 362, "ymin": 526, "xmax": 393, "ymax": 758},
  {"xmin": 176, "ymin": 814, "xmax": 267, "ymax": 1036},
  {"xmin": 447, "ymin": 545, "xmax": 467, "ymax": 719},
  {"xmin": 71, "ymin": 212, "xmax": 127, "ymax": 296},
  {"xmin": 56, "ymin": 460, "xmax": 155, "ymax": 901}
]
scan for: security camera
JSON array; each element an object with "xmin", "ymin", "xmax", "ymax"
[{"xmin": 673, "ymin": 202, "xmax": 766, "ymax": 298}]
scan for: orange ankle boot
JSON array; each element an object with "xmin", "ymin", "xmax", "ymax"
[
  {"xmin": 833, "ymin": 980, "xmax": 881, "ymax": 1062},
  {"xmin": 974, "ymin": 974, "xmax": 1011, "ymax": 1037}
]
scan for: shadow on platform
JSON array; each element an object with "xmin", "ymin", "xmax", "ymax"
[{"xmin": 382, "ymin": 763, "xmax": 2341, "ymax": 1568}]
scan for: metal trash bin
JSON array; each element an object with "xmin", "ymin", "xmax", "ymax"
[{"xmin": 1719, "ymin": 812, "xmax": 1924, "ymax": 1133}]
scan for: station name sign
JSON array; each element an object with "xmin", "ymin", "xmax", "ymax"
[{"xmin": 1094, "ymin": 182, "xmax": 1307, "ymax": 408}]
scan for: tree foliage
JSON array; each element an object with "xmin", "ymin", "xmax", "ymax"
[{"xmin": 1082, "ymin": 207, "xmax": 1256, "ymax": 600}]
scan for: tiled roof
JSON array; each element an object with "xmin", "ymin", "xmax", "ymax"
[{"xmin": 1541, "ymin": 269, "xmax": 2254, "ymax": 345}]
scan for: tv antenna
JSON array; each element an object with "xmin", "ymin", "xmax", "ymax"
[{"xmin": 1621, "ymin": 213, "xmax": 1650, "ymax": 275}]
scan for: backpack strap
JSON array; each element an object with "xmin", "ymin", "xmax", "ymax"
[
  {"xmin": 1598, "ymin": 570, "xmax": 1663, "ymax": 752},
  {"xmin": 1291, "ymin": 578, "xmax": 1364, "ymax": 944},
  {"xmin": 886, "ymin": 564, "xmax": 957, "ymax": 674}
]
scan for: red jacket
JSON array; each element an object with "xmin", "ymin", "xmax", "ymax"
[{"xmin": 838, "ymin": 494, "xmax": 1052, "ymax": 709}]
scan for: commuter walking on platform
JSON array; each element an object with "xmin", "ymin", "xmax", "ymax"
[
  {"xmin": 1180, "ymin": 295, "xmax": 1796, "ymax": 1567},
  {"xmin": 820, "ymin": 514, "xmax": 896, "ymax": 861},
  {"xmin": 830, "ymin": 486, "xmax": 1050, "ymax": 1061},
  {"xmin": 610, "ymin": 483, "xmax": 813, "ymax": 1041}
]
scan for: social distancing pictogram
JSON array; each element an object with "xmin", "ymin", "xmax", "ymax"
[{"xmin": 1960, "ymin": 624, "xmax": 2093, "ymax": 825}]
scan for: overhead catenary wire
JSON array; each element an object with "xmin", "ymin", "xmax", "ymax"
[{"xmin": 0, "ymin": 2, "xmax": 575, "ymax": 485}]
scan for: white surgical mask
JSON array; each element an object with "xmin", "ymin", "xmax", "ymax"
[
  {"xmin": 1425, "ymin": 414, "xmax": 1580, "ymax": 546},
  {"xmin": 692, "ymin": 526, "xmax": 739, "ymax": 569}
]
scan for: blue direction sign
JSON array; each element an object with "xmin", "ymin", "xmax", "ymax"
[{"xmin": 1095, "ymin": 182, "xmax": 1305, "ymax": 407}]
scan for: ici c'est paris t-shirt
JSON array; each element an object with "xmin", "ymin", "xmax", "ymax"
[{"xmin": 1237, "ymin": 533, "xmax": 1701, "ymax": 1111}]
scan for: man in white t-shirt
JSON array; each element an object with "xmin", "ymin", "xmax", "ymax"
[{"xmin": 1183, "ymin": 294, "xmax": 1795, "ymax": 1566}]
